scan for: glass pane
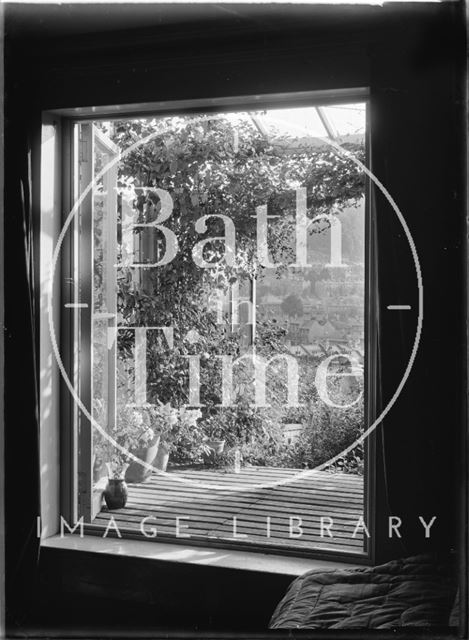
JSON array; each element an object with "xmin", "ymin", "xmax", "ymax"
[
  {"xmin": 321, "ymin": 103, "xmax": 366, "ymax": 137},
  {"xmin": 77, "ymin": 102, "xmax": 368, "ymax": 555},
  {"xmin": 76, "ymin": 124, "xmax": 119, "ymax": 488}
]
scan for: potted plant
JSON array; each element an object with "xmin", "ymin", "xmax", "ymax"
[
  {"xmin": 154, "ymin": 404, "xmax": 203, "ymax": 472},
  {"xmin": 103, "ymin": 461, "xmax": 130, "ymax": 510},
  {"xmin": 201, "ymin": 414, "xmax": 227, "ymax": 464},
  {"xmin": 96, "ymin": 404, "xmax": 159, "ymax": 507},
  {"xmin": 123, "ymin": 404, "xmax": 162, "ymax": 483}
]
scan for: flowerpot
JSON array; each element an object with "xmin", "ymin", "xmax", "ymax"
[
  {"xmin": 103, "ymin": 478, "xmax": 128, "ymax": 510},
  {"xmin": 154, "ymin": 441, "xmax": 170, "ymax": 472},
  {"xmin": 203, "ymin": 439, "xmax": 226, "ymax": 464},
  {"xmin": 207, "ymin": 439, "xmax": 225, "ymax": 455},
  {"xmin": 125, "ymin": 434, "xmax": 161, "ymax": 484}
]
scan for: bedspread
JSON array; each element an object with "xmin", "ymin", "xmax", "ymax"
[{"xmin": 269, "ymin": 554, "xmax": 457, "ymax": 629}]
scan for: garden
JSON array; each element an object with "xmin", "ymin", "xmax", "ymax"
[{"xmin": 91, "ymin": 109, "xmax": 366, "ymax": 485}]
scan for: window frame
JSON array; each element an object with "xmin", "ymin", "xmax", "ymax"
[{"xmin": 40, "ymin": 88, "xmax": 377, "ymax": 565}]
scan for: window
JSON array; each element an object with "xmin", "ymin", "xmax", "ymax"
[{"xmin": 47, "ymin": 92, "xmax": 373, "ymax": 559}]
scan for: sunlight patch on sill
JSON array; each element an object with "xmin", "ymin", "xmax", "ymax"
[{"xmin": 41, "ymin": 534, "xmax": 362, "ymax": 576}]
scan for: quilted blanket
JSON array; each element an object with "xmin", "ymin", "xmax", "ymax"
[{"xmin": 269, "ymin": 555, "xmax": 457, "ymax": 629}]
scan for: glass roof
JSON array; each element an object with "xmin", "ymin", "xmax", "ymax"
[{"xmin": 254, "ymin": 103, "xmax": 366, "ymax": 142}]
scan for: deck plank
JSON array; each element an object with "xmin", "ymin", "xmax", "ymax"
[{"xmin": 95, "ymin": 468, "xmax": 364, "ymax": 555}]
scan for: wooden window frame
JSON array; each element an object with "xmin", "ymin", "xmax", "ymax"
[{"xmin": 40, "ymin": 88, "xmax": 377, "ymax": 565}]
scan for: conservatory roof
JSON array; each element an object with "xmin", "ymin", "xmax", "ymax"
[{"xmin": 248, "ymin": 103, "xmax": 366, "ymax": 148}]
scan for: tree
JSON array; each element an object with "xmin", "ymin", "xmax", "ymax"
[
  {"xmin": 107, "ymin": 113, "xmax": 366, "ymax": 463},
  {"xmin": 281, "ymin": 293, "xmax": 304, "ymax": 318}
]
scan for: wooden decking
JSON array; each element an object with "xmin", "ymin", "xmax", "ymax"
[{"xmin": 94, "ymin": 467, "xmax": 364, "ymax": 555}]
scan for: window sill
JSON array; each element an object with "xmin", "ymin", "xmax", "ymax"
[{"xmin": 41, "ymin": 534, "xmax": 362, "ymax": 576}]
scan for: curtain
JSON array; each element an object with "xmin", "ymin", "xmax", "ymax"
[{"xmin": 4, "ymin": 104, "xmax": 41, "ymax": 626}]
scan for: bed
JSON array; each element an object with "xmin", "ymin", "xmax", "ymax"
[{"xmin": 269, "ymin": 554, "xmax": 458, "ymax": 630}]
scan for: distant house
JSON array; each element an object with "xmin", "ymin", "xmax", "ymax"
[
  {"xmin": 308, "ymin": 319, "xmax": 341, "ymax": 341},
  {"xmin": 258, "ymin": 293, "xmax": 284, "ymax": 318}
]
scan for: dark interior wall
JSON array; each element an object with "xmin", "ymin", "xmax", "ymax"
[
  {"xmin": 36, "ymin": 548, "xmax": 294, "ymax": 634},
  {"xmin": 369, "ymin": 15, "xmax": 466, "ymax": 561},
  {"xmin": 3, "ymin": 3, "xmax": 466, "ymax": 635}
]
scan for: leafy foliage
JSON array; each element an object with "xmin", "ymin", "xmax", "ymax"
[{"xmin": 104, "ymin": 113, "xmax": 366, "ymax": 468}]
